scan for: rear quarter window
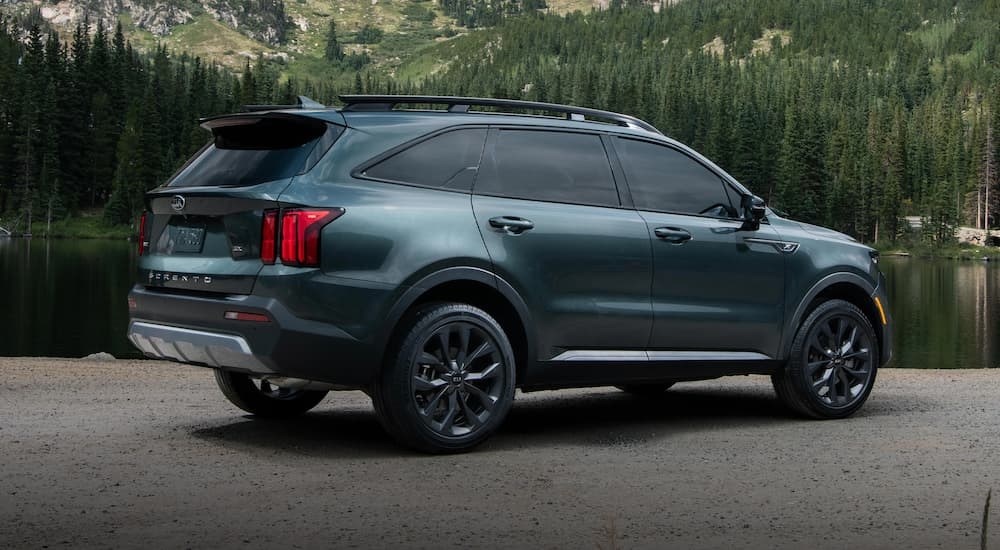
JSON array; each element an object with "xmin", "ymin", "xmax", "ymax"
[
  {"xmin": 358, "ymin": 128, "xmax": 488, "ymax": 191},
  {"xmin": 168, "ymin": 116, "xmax": 342, "ymax": 188}
]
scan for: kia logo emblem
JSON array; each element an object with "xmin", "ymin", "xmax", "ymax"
[{"xmin": 170, "ymin": 195, "xmax": 185, "ymax": 212}]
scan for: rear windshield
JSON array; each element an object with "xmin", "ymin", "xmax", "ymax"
[{"xmin": 167, "ymin": 115, "xmax": 342, "ymax": 188}]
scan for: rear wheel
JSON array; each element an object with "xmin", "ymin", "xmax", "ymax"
[
  {"xmin": 374, "ymin": 303, "xmax": 516, "ymax": 453},
  {"xmin": 772, "ymin": 299, "xmax": 878, "ymax": 419},
  {"xmin": 214, "ymin": 370, "xmax": 328, "ymax": 418},
  {"xmin": 616, "ymin": 382, "xmax": 675, "ymax": 397}
]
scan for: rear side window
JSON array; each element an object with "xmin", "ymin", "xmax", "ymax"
[
  {"xmin": 475, "ymin": 129, "xmax": 619, "ymax": 207},
  {"xmin": 361, "ymin": 128, "xmax": 487, "ymax": 191},
  {"xmin": 616, "ymin": 138, "xmax": 735, "ymax": 217},
  {"xmin": 168, "ymin": 116, "xmax": 341, "ymax": 188}
]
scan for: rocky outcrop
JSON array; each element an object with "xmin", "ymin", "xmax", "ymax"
[
  {"xmin": 9, "ymin": 0, "xmax": 290, "ymax": 45},
  {"xmin": 32, "ymin": 0, "xmax": 194, "ymax": 36}
]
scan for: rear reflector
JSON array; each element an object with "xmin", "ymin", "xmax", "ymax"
[{"xmin": 224, "ymin": 311, "xmax": 271, "ymax": 322}]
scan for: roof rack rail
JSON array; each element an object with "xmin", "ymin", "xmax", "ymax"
[
  {"xmin": 338, "ymin": 95, "xmax": 662, "ymax": 135},
  {"xmin": 241, "ymin": 95, "xmax": 326, "ymax": 113}
]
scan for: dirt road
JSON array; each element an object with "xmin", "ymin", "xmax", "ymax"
[{"xmin": 1, "ymin": 358, "xmax": 997, "ymax": 549}]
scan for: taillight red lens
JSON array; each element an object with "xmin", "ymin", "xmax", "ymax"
[
  {"xmin": 277, "ymin": 208, "xmax": 344, "ymax": 267},
  {"xmin": 138, "ymin": 212, "xmax": 148, "ymax": 256},
  {"xmin": 261, "ymin": 210, "xmax": 278, "ymax": 264},
  {"xmin": 280, "ymin": 211, "xmax": 299, "ymax": 264}
]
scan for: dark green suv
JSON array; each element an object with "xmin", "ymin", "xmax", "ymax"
[{"xmin": 128, "ymin": 95, "xmax": 892, "ymax": 453}]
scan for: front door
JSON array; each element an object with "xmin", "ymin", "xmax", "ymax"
[{"xmin": 612, "ymin": 136, "xmax": 786, "ymax": 358}]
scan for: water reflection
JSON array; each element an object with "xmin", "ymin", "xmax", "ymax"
[
  {"xmin": 0, "ymin": 238, "xmax": 139, "ymax": 358},
  {"xmin": 0, "ymin": 239, "xmax": 995, "ymax": 367},
  {"xmin": 881, "ymin": 258, "xmax": 998, "ymax": 369}
]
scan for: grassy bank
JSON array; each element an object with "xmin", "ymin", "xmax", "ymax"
[
  {"xmin": 2, "ymin": 211, "xmax": 133, "ymax": 240},
  {"xmin": 874, "ymin": 241, "xmax": 1000, "ymax": 261}
]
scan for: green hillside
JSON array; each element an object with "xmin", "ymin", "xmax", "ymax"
[
  {"xmin": 402, "ymin": 0, "xmax": 1000, "ymax": 244},
  {"xmin": 1, "ymin": 0, "xmax": 596, "ymax": 81},
  {"xmin": 1, "ymin": 0, "xmax": 999, "ymax": 247}
]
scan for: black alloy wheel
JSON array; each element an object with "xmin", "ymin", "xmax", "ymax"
[
  {"xmin": 375, "ymin": 303, "xmax": 516, "ymax": 453},
  {"xmin": 773, "ymin": 299, "xmax": 878, "ymax": 419}
]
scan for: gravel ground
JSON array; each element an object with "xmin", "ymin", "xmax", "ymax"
[{"xmin": 0, "ymin": 358, "xmax": 998, "ymax": 549}]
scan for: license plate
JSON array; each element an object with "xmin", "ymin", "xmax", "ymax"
[{"xmin": 172, "ymin": 226, "xmax": 205, "ymax": 253}]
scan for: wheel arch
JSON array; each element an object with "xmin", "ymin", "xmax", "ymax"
[
  {"xmin": 781, "ymin": 273, "xmax": 882, "ymax": 362},
  {"xmin": 377, "ymin": 267, "xmax": 534, "ymax": 384}
]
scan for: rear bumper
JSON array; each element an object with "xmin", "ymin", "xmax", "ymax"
[{"xmin": 127, "ymin": 285, "xmax": 377, "ymax": 387}]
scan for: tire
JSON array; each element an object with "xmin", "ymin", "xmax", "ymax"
[
  {"xmin": 616, "ymin": 382, "xmax": 675, "ymax": 397},
  {"xmin": 772, "ymin": 299, "xmax": 878, "ymax": 419},
  {"xmin": 374, "ymin": 303, "xmax": 516, "ymax": 453},
  {"xmin": 214, "ymin": 370, "xmax": 328, "ymax": 418}
]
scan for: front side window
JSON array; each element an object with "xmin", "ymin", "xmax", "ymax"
[
  {"xmin": 475, "ymin": 129, "xmax": 619, "ymax": 207},
  {"xmin": 616, "ymin": 138, "xmax": 736, "ymax": 217},
  {"xmin": 361, "ymin": 128, "xmax": 488, "ymax": 191}
]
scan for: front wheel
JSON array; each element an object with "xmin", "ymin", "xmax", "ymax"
[
  {"xmin": 374, "ymin": 303, "xmax": 516, "ymax": 453},
  {"xmin": 214, "ymin": 370, "xmax": 328, "ymax": 418},
  {"xmin": 772, "ymin": 299, "xmax": 878, "ymax": 419}
]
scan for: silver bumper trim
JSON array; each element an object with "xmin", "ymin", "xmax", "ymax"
[{"xmin": 128, "ymin": 321, "xmax": 271, "ymax": 373}]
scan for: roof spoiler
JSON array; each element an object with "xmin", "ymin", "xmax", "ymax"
[{"xmin": 241, "ymin": 95, "xmax": 326, "ymax": 113}]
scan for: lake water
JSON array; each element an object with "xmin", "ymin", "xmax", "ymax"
[
  {"xmin": 0, "ymin": 238, "xmax": 994, "ymax": 368},
  {"xmin": 0, "ymin": 238, "xmax": 139, "ymax": 358}
]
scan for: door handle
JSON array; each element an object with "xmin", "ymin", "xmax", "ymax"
[
  {"xmin": 489, "ymin": 216, "xmax": 535, "ymax": 234},
  {"xmin": 654, "ymin": 227, "xmax": 692, "ymax": 243}
]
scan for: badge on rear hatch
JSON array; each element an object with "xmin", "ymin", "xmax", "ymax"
[{"xmin": 171, "ymin": 195, "xmax": 185, "ymax": 212}]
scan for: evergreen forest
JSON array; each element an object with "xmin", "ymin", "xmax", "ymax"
[{"xmin": 1, "ymin": 0, "xmax": 999, "ymax": 246}]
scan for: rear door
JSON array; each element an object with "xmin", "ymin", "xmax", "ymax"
[
  {"xmin": 140, "ymin": 113, "xmax": 343, "ymax": 295},
  {"xmin": 472, "ymin": 127, "xmax": 652, "ymax": 360}
]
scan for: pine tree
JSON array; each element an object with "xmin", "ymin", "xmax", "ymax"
[
  {"xmin": 14, "ymin": 25, "xmax": 46, "ymax": 226},
  {"xmin": 980, "ymin": 106, "xmax": 998, "ymax": 231},
  {"xmin": 325, "ymin": 20, "xmax": 344, "ymax": 62},
  {"xmin": 240, "ymin": 58, "xmax": 256, "ymax": 106}
]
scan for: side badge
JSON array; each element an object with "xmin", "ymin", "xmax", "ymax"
[{"xmin": 744, "ymin": 238, "xmax": 799, "ymax": 254}]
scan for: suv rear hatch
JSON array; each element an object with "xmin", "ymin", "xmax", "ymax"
[{"xmin": 138, "ymin": 112, "xmax": 345, "ymax": 295}]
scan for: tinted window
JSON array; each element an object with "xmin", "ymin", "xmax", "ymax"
[
  {"xmin": 617, "ymin": 138, "xmax": 735, "ymax": 217},
  {"xmin": 476, "ymin": 130, "xmax": 619, "ymax": 207},
  {"xmin": 362, "ymin": 128, "xmax": 487, "ymax": 191},
  {"xmin": 168, "ymin": 116, "xmax": 340, "ymax": 188}
]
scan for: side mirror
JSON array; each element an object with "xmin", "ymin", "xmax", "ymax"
[{"xmin": 739, "ymin": 195, "xmax": 766, "ymax": 231}]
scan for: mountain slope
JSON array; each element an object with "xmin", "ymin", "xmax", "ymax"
[{"xmin": 0, "ymin": 0, "xmax": 602, "ymax": 72}]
